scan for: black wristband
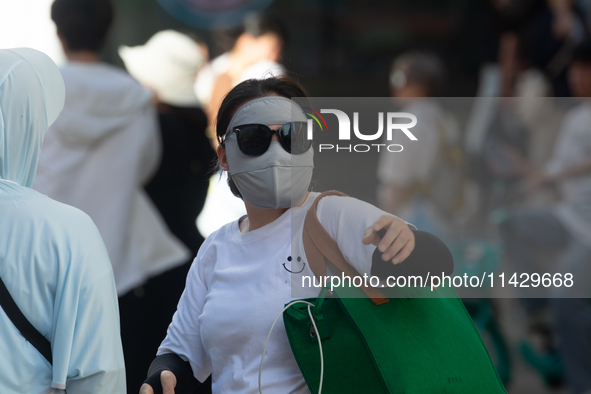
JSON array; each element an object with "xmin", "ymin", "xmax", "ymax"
[
  {"xmin": 144, "ymin": 353, "xmax": 199, "ymax": 394},
  {"xmin": 371, "ymin": 230, "xmax": 454, "ymax": 280}
]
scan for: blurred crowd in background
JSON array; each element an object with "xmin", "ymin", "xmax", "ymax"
[{"xmin": 4, "ymin": 0, "xmax": 591, "ymax": 393}]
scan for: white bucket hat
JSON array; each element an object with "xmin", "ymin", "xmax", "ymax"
[{"xmin": 119, "ymin": 30, "xmax": 207, "ymax": 107}]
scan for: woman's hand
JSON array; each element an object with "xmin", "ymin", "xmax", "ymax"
[
  {"xmin": 139, "ymin": 370, "xmax": 177, "ymax": 394},
  {"xmin": 362, "ymin": 215, "xmax": 415, "ymax": 264}
]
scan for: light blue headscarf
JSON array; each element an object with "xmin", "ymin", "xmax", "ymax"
[
  {"xmin": 0, "ymin": 49, "xmax": 124, "ymax": 392},
  {"xmin": 0, "ymin": 48, "xmax": 65, "ymax": 187}
]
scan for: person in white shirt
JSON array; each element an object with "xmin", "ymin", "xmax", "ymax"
[
  {"xmin": 33, "ymin": 1, "xmax": 189, "ymax": 392},
  {"xmin": 140, "ymin": 77, "xmax": 416, "ymax": 393},
  {"xmin": 194, "ymin": 13, "xmax": 286, "ymax": 120},
  {"xmin": 195, "ymin": 15, "xmax": 286, "ymax": 239},
  {"xmin": 0, "ymin": 47, "xmax": 125, "ymax": 394},
  {"xmin": 500, "ymin": 41, "xmax": 591, "ymax": 393},
  {"xmin": 377, "ymin": 52, "xmax": 460, "ymax": 238}
]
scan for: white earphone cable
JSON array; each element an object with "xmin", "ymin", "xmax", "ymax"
[
  {"xmin": 259, "ymin": 300, "xmax": 324, "ymax": 394},
  {"xmin": 307, "ymin": 303, "xmax": 324, "ymax": 394}
]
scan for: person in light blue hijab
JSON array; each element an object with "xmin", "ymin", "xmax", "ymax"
[{"xmin": 0, "ymin": 48, "xmax": 125, "ymax": 393}]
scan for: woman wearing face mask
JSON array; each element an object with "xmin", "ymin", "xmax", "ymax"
[{"xmin": 140, "ymin": 77, "xmax": 416, "ymax": 394}]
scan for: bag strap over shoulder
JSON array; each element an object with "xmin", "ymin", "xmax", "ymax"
[
  {"xmin": 0, "ymin": 276, "xmax": 52, "ymax": 364},
  {"xmin": 303, "ymin": 191, "xmax": 388, "ymax": 306}
]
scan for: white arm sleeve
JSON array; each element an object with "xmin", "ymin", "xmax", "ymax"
[
  {"xmin": 157, "ymin": 249, "xmax": 212, "ymax": 383},
  {"xmin": 53, "ymin": 214, "xmax": 126, "ymax": 394},
  {"xmin": 316, "ymin": 195, "xmax": 414, "ymax": 276}
]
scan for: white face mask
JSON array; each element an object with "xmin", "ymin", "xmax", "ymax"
[
  {"xmin": 223, "ymin": 97, "xmax": 314, "ymax": 209},
  {"xmin": 226, "ymin": 137, "xmax": 313, "ymax": 208}
]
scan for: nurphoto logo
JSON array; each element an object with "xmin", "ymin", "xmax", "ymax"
[{"xmin": 304, "ymin": 109, "xmax": 418, "ymax": 153}]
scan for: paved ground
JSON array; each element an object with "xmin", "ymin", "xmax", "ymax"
[{"xmin": 490, "ymin": 298, "xmax": 568, "ymax": 394}]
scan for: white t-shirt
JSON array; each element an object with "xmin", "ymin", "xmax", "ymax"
[
  {"xmin": 193, "ymin": 53, "xmax": 231, "ymax": 107},
  {"xmin": 196, "ymin": 171, "xmax": 247, "ymax": 238},
  {"xmin": 377, "ymin": 99, "xmax": 458, "ymax": 187},
  {"xmin": 376, "ymin": 99, "xmax": 458, "ymax": 236},
  {"xmin": 238, "ymin": 60, "xmax": 285, "ymax": 83},
  {"xmin": 546, "ymin": 102, "xmax": 591, "ymax": 248},
  {"xmin": 158, "ymin": 192, "xmax": 403, "ymax": 393}
]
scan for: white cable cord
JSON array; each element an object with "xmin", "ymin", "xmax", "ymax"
[
  {"xmin": 307, "ymin": 303, "xmax": 324, "ymax": 394},
  {"xmin": 259, "ymin": 300, "xmax": 324, "ymax": 394}
]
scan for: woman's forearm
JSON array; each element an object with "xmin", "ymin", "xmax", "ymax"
[{"xmin": 144, "ymin": 353, "xmax": 199, "ymax": 394}]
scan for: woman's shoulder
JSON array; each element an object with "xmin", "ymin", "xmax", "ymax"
[
  {"xmin": 194, "ymin": 219, "xmax": 240, "ymax": 259},
  {"xmin": 3, "ymin": 186, "xmax": 97, "ymax": 233},
  {"xmin": 315, "ymin": 192, "xmax": 370, "ymax": 213},
  {"xmin": 315, "ymin": 192, "xmax": 414, "ymax": 230},
  {"xmin": 1, "ymin": 186, "xmax": 113, "ymax": 283}
]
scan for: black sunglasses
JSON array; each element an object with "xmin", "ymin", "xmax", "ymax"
[{"xmin": 221, "ymin": 122, "xmax": 312, "ymax": 157}]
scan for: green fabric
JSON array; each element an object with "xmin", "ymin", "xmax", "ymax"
[{"xmin": 283, "ymin": 285, "xmax": 507, "ymax": 393}]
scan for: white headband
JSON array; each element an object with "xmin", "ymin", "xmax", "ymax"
[{"xmin": 225, "ymin": 96, "xmax": 307, "ymax": 136}]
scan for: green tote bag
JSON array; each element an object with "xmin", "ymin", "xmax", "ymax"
[{"xmin": 282, "ymin": 191, "xmax": 506, "ymax": 394}]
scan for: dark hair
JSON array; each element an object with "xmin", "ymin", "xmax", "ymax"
[
  {"xmin": 244, "ymin": 13, "xmax": 288, "ymax": 46},
  {"xmin": 572, "ymin": 40, "xmax": 591, "ymax": 65},
  {"xmin": 390, "ymin": 51, "xmax": 446, "ymax": 96},
  {"xmin": 51, "ymin": 0, "xmax": 114, "ymax": 52},
  {"xmin": 217, "ymin": 76, "xmax": 309, "ymax": 198}
]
